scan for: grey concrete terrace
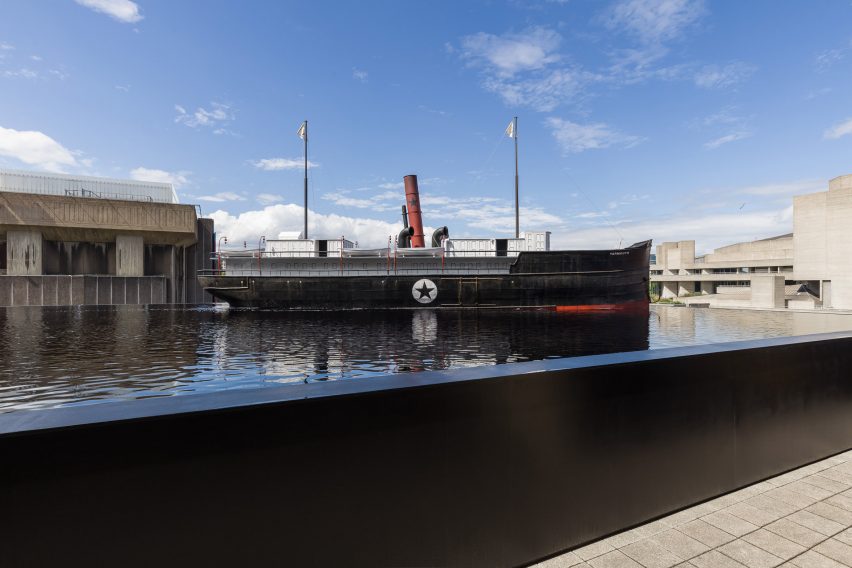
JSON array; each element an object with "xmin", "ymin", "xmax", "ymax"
[{"xmin": 535, "ymin": 449, "xmax": 852, "ymax": 568}]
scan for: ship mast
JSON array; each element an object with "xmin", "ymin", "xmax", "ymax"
[
  {"xmin": 513, "ymin": 116, "xmax": 519, "ymax": 239},
  {"xmin": 299, "ymin": 120, "xmax": 309, "ymax": 239}
]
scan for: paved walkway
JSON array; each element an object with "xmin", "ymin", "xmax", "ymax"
[{"xmin": 536, "ymin": 449, "xmax": 852, "ymax": 568}]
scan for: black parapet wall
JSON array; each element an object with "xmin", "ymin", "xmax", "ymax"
[{"xmin": 2, "ymin": 333, "xmax": 852, "ymax": 567}]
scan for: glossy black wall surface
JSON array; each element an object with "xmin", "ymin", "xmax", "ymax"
[{"xmin": 2, "ymin": 333, "xmax": 852, "ymax": 567}]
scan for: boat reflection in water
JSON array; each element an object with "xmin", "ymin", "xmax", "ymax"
[
  {"xmin": 255, "ymin": 307, "xmax": 651, "ymax": 380},
  {"xmin": 0, "ymin": 305, "xmax": 650, "ymax": 411}
]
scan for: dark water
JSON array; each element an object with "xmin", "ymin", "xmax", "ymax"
[{"xmin": 2, "ymin": 304, "xmax": 852, "ymax": 412}]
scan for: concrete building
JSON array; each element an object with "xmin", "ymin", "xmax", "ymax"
[
  {"xmin": 651, "ymin": 174, "xmax": 852, "ymax": 310},
  {"xmin": 793, "ymin": 174, "xmax": 852, "ymax": 309},
  {"xmin": 0, "ymin": 169, "xmax": 214, "ymax": 307}
]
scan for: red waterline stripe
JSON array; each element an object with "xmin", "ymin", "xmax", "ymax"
[{"xmin": 553, "ymin": 300, "xmax": 649, "ymax": 313}]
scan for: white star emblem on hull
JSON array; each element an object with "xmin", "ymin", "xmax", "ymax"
[{"xmin": 412, "ymin": 279, "xmax": 438, "ymax": 304}]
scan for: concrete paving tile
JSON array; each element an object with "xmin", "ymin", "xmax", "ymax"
[
  {"xmin": 788, "ymin": 510, "xmax": 846, "ymax": 536},
  {"xmin": 678, "ymin": 520, "xmax": 737, "ymax": 548},
  {"xmin": 789, "ymin": 550, "xmax": 849, "ymax": 568},
  {"xmin": 753, "ymin": 481, "xmax": 782, "ymax": 493},
  {"xmin": 831, "ymin": 461, "xmax": 852, "ymax": 475},
  {"xmin": 702, "ymin": 511, "xmax": 760, "ymax": 537},
  {"xmin": 746, "ymin": 495, "xmax": 800, "ymax": 517},
  {"xmin": 687, "ymin": 501, "xmax": 725, "ymax": 518},
  {"xmin": 815, "ymin": 538, "xmax": 852, "ymax": 566},
  {"xmin": 770, "ymin": 470, "xmax": 810, "ymax": 487},
  {"xmin": 835, "ymin": 528, "xmax": 852, "ymax": 547},
  {"xmin": 819, "ymin": 468, "xmax": 852, "ymax": 487},
  {"xmin": 768, "ymin": 487, "xmax": 819, "ymax": 508},
  {"xmin": 787, "ymin": 479, "xmax": 835, "ymax": 501},
  {"xmin": 827, "ymin": 493, "xmax": 852, "ymax": 513},
  {"xmin": 690, "ymin": 549, "xmax": 748, "ymax": 568},
  {"xmin": 620, "ymin": 539, "xmax": 683, "ymax": 568},
  {"xmin": 575, "ymin": 539, "xmax": 616, "ymax": 561},
  {"xmin": 534, "ymin": 550, "xmax": 587, "ymax": 567},
  {"xmin": 765, "ymin": 517, "xmax": 826, "ymax": 547},
  {"xmin": 727, "ymin": 502, "xmax": 782, "ymax": 527},
  {"xmin": 605, "ymin": 529, "xmax": 646, "ymax": 550},
  {"xmin": 718, "ymin": 539, "xmax": 784, "ymax": 568},
  {"xmin": 587, "ymin": 550, "xmax": 643, "ymax": 568},
  {"xmin": 665, "ymin": 508, "xmax": 705, "ymax": 528},
  {"xmin": 731, "ymin": 484, "xmax": 774, "ymax": 502},
  {"xmin": 712, "ymin": 493, "xmax": 748, "ymax": 510},
  {"xmin": 633, "ymin": 519, "xmax": 676, "ymax": 539},
  {"xmin": 802, "ymin": 462, "xmax": 838, "ymax": 474},
  {"xmin": 743, "ymin": 528, "xmax": 806, "ymax": 561},
  {"xmin": 650, "ymin": 529, "xmax": 709, "ymax": 560},
  {"xmin": 808, "ymin": 502, "xmax": 852, "ymax": 526},
  {"xmin": 802, "ymin": 475, "xmax": 851, "ymax": 494}
]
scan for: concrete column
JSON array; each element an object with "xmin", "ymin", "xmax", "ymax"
[
  {"xmin": 678, "ymin": 282, "xmax": 694, "ymax": 296},
  {"xmin": 661, "ymin": 281, "xmax": 678, "ymax": 299},
  {"xmin": 116, "ymin": 235, "xmax": 144, "ymax": 276},
  {"xmin": 699, "ymin": 281, "xmax": 715, "ymax": 295},
  {"xmin": 830, "ymin": 278, "xmax": 852, "ymax": 310},
  {"xmin": 7, "ymin": 230, "xmax": 43, "ymax": 275},
  {"xmin": 751, "ymin": 275, "xmax": 785, "ymax": 308}
]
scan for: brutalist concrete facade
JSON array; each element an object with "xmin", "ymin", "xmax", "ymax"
[
  {"xmin": 0, "ymin": 186, "xmax": 214, "ymax": 307},
  {"xmin": 650, "ymin": 174, "xmax": 852, "ymax": 310}
]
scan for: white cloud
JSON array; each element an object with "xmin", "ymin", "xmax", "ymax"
[
  {"xmin": 546, "ymin": 117, "xmax": 642, "ymax": 153},
  {"xmin": 696, "ymin": 107, "xmax": 743, "ymax": 127},
  {"xmin": 703, "ymin": 131, "xmax": 752, "ymax": 149},
  {"xmin": 75, "ymin": 0, "xmax": 143, "ymax": 23},
  {"xmin": 322, "ymin": 190, "xmax": 400, "ymax": 211},
  {"xmin": 352, "ymin": 68, "xmax": 368, "ymax": 82},
  {"xmin": 737, "ymin": 179, "xmax": 823, "ymax": 196},
  {"xmin": 209, "ymin": 204, "xmax": 405, "ymax": 248},
  {"xmin": 805, "ymin": 87, "xmax": 832, "ymax": 100},
  {"xmin": 824, "ymin": 118, "xmax": 852, "ymax": 140},
  {"xmin": 115, "ymin": 84, "xmax": 130, "ymax": 92},
  {"xmin": 550, "ymin": 206, "xmax": 794, "ymax": 252},
  {"xmin": 484, "ymin": 67, "xmax": 598, "ymax": 112},
  {"xmin": 30, "ymin": 55, "xmax": 42, "ymax": 61},
  {"xmin": 257, "ymin": 193, "xmax": 284, "ymax": 205},
  {"xmin": 604, "ymin": 44, "xmax": 683, "ymax": 85},
  {"xmin": 460, "ymin": 27, "xmax": 562, "ymax": 77},
  {"xmin": 457, "ymin": 27, "xmax": 594, "ymax": 112},
  {"xmin": 0, "ymin": 125, "xmax": 77, "ymax": 172},
  {"xmin": 197, "ymin": 192, "xmax": 245, "ymax": 203},
  {"xmin": 603, "ymin": 0, "xmax": 704, "ymax": 44},
  {"xmin": 174, "ymin": 102, "xmax": 234, "ymax": 130},
  {"xmin": 2, "ymin": 68, "xmax": 38, "ymax": 79},
  {"xmin": 815, "ymin": 48, "xmax": 845, "ymax": 71},
  {"xmin": 0, "ymin": 42, "xmax": 14, "ymax": 50},
  {"xmin": 378, "ymin": 182, "xmax": 404, "ymax": 190},
  {"xmin": 129, "ymin": 167, "xmax": 189, "ymax": 188},
  {"xmin": 693, "ymin": 61, "xmax": 755, "ymax": 89},
  {"xmin": 252, "ymin": 157, "xmax": 318, "ymax": 171}
]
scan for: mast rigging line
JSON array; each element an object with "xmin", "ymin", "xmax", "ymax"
[{"xmin": 562, "ymin": 172, "xmax": 625, "ymax": 247}]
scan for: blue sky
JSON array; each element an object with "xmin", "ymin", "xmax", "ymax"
[{"xmin": 1, "ymin": 0, "xmax": 852, "ymax": 251}]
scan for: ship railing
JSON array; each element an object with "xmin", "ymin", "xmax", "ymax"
[
  {"xmin": 206, "ymin": 248, "xmax": 517, "ymax": 278},
  {"xmin": 198, "ymin": 267, "xmax": 511, "ymax": 278},
  {"xmin": 212, "ymin": 248, "xmax": 525, "ymax": 261}
]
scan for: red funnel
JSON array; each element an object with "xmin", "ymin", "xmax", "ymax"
[{"xmin": 404, "ymin": 175, "xmax": 425, "ymax": 248}]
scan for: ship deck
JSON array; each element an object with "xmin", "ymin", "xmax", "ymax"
[{"xmin": 211, "ymin": 253, "xmax": 517, "ymax": 277}]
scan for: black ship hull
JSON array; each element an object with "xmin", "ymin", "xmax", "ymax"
[{"xmin": 199, "ymin": 240, "xmax": 651, "ymax": 311}]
